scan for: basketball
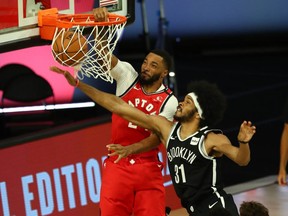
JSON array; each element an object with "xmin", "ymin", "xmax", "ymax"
[{"xmin": 52, "ymin": 31, "xmax": 88, "ymax": 66}]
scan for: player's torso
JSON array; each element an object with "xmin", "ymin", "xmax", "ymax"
[
  {"xmin": 111, "ymin": 81, "xmax": 172, "ymax": 146},
  {"xmin": 166, "ymin": 124, "xmax": 223, "ymax": 204}
]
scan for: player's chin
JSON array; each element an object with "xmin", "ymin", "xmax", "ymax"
[
  {"xmin": 139, "ymin": 76, "xmax": 152, "ymax": 85},
  {"xmin": 175, "ymin": 109, "xmax": 182, "ymax": 115},
  {"xmin": 173, "ymin": 112, "xmax": 181, "ymax": 120}
]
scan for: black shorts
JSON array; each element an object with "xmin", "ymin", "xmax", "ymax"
[{"xmin": 186, "ymin": 193, "xmax": 239, "ymax": 216}]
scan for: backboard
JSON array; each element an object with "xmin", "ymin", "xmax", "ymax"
[
  {"xmin": 94, "ymin": 0, "xmax": 135, "ymax": 24},
  {"xmin": 0, "ymin": 0, "xmax": 134, "ymax": 52}
]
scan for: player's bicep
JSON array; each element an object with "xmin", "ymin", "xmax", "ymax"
[
  {"xmin": 211, "ymin": 135, "xmax": 238, "ymax": 159},
  {"xmin": 110, "ymin": 60, "xmax": 138, "ymax": 96}
]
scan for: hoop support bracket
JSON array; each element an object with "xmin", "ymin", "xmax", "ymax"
[{"xmin": 38, "ymin": 8, "xmax": 59, "ymax": 40}]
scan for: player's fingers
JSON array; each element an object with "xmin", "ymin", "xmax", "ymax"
[
  {"xmin": 50, "ymin": 66, "xmax": 64, "ymax": 74},
  {"xmin": 107, "ymin": 151, "xmax": 118, "ymax": 157},
  {"xmin": 114, "ymin": 155, "xmax": 122, "ymax": 163},
  {"xmin": 106, "ymin": 144, "xmax": 121, "ymax": 151},
  {"xmin": 277, "ymin": 175, "xmax": 286, "ymax": 186},
  {"xmin": 107, "ymin": 144, "xmax": 114, "ymax": 151},
  {"xmin": 93, "ymin": 8, "xmax": 108, "ymax": 22},
  {"xmin": 107, "ymin": 144, "xmax": 116, "ymax": 148},
  {"xmin": 50, "ymin": 67, "xmax": 71, "ymax": 80},
  {"xmin": 282, "ymin": 177, "xmax": 287, "ymax": 185},
  {"xmin": 279, "ymin": 179, "xmax": 286, "ymax": 186}
]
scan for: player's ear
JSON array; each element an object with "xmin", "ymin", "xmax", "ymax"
[
  {"xmin": 161, "ymin": 69, "xmax": 168, "ymax": 78},
  {"xmin": 195, "ymin": 112, "xmax": 202, "ymax": 120}
]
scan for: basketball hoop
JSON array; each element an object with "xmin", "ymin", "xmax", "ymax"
[{"xmin": 38, "ymin": 9, "xmax": 127, "ymax": 83}]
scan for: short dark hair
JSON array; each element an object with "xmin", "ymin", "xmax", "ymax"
[
  {"xmin": 239, "ymin": 201, "xmax": 269, "ymax": 216},
  {"xmin": 187, "ymin": 80, "xmax": 227, "ymax": 127},
  {"xmin": 149, "ymin": 49, "xmax": 172, "ymax": 71}
]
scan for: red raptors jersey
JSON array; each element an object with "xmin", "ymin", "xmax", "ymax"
[{"xmin": 111, "ymin": 80, "xmax": 173, "ymax": 158}]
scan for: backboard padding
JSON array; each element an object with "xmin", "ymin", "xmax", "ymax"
[{"xmin": 0, "ymin": 0, "xmax": 92, "ymax": 48}]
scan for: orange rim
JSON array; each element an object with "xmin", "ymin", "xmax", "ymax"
[{"xmin": 56, "ymin": 13, "xmax": 127, "ymax": 28}]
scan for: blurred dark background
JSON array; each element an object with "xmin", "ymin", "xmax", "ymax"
[{"xmin": 1, "ymin": 0, "xmax": 288, "ymax": 187}]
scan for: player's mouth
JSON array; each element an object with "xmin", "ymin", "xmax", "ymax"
[{"xmin": 141, "ymin": 70, "xmax": 150, "ymax": 77}]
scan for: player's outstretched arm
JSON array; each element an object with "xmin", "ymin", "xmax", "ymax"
[{"xmin": 50, "ymin": 66, "xmax": 163, "ymax": 134}]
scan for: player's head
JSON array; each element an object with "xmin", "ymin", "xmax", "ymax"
[
  {"xmin": 140, "ymin": 49, "xmax": 172, "ymax": 86},
  {"xmin": 149, "ymin": 49, "xmax": 172, "ymax": 71},
  {"xmin": 175, "ymin": 80, "xmax": 226, "ymax": 127},
  {"xmin": 239, "ymin": 201, "xmax": 269, "ymax": 216}
]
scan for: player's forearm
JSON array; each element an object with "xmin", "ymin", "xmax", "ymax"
[
  {"xmin": 234, "ymin": 120, "xmax": 255, "ymax": 166},
  {"xmin": 107, "ymin": 136, "xmax": 160, "ymax": 160},
  {"xmin": 131, "ymin": 134, "xmax": 161, "ymax": 154},
  {"xmin": 77, "ymin": 80, "xmax": 124, "ymax": 113},
  {"xmin": 124, "ymin": 142, "xmax": 153, "ymax": 155},
  {"xmin": 279, "ymin": 141, "xmax": 288, "ymax": 171},
  {"xmin": 235, "ymin": 143, "xmax": 251, "ymax": 166}
]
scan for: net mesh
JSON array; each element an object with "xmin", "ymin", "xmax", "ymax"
[{"xmin": 51, "ymin": 15, "xmax": 126, "ymax": 83}]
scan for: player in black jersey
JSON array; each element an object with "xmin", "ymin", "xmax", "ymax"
[{"xmin": 48, "ymin": 70, "xmax": 256, "ymax": 216}]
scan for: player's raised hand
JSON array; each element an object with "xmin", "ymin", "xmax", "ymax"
[
  {"xmin": 93, "ymin": 7, "xmax": 109, "ymax": 22},
  {"xmin": 237, "ymin": 120, "xmax": 256, "ymax": 144},
  {"xmin": 50, "ymin": 66, "xmax": 79, "ymax": 87}
]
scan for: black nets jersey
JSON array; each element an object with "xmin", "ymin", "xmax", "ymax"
[{"xmin": 166, "ymin": 122, "xmax": 224, "ymax": 209}]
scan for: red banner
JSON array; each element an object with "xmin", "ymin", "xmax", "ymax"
[{"xmin": 0, "ymin": 122, "xmax": 181, "ymax": 216}]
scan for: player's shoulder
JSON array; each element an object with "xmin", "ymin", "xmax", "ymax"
[
  {"xmin": 204, "ymin": 128, "xmax": 223, "ymax": 135},
  {"xmin": 205, "ymin": 131, "xmax": 229, "ymax": 146},
  {"xmin": 170, "ymin": 94, "xmax": 178, "ymax": 102},
  {"xmin": 167, "ymin": 94, "xmax": 178, "ymax": 106}
]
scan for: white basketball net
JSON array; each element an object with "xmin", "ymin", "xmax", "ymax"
[{"xmin": 51, "ymin": 16, "xmax": 126, "ymax": 83}]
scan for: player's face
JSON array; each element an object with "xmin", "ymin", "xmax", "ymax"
[
  {"xmin": 174, "ymin": 95, "xmax": 198, "ymax": 123},
  {"xmin": 140, "ymin": 53, "xmax": 167, "ymax": 85}
]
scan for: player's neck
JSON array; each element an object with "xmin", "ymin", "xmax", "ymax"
[
  {"xmin": 179, "ymin": 120, "xmax": 200, "ymax": 139},
  {"xmin": 142, "ymin": 82, "xmax": 162, "ymax": 93}
]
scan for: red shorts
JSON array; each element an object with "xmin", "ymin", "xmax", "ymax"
[{"xmin": 100, "ymin": 156, "xmax": 166, "ymax": 216}]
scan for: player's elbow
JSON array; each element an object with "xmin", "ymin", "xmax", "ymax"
[
  {"xmin": 237, "ymin": 157, "xmax": 250, "ymax": 166},
  {"xmin": 238, "ymin": 161, "xmax": 249, "ymax": 166}
]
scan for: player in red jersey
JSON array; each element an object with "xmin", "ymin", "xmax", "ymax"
[
  {"xmin": 101, "ymin": 49, "xmax": 178, "ymax": 216},
  {"xmin": 58, "ymin": 50, "xmax": 177, "ymax": 215},
  {"xmin": 51, "ymin": 7, "xmax": 178, "ymax": 216},
  {"xmin": 92, "ymin": 7, "xmax": 178, "ymax": 216}
]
